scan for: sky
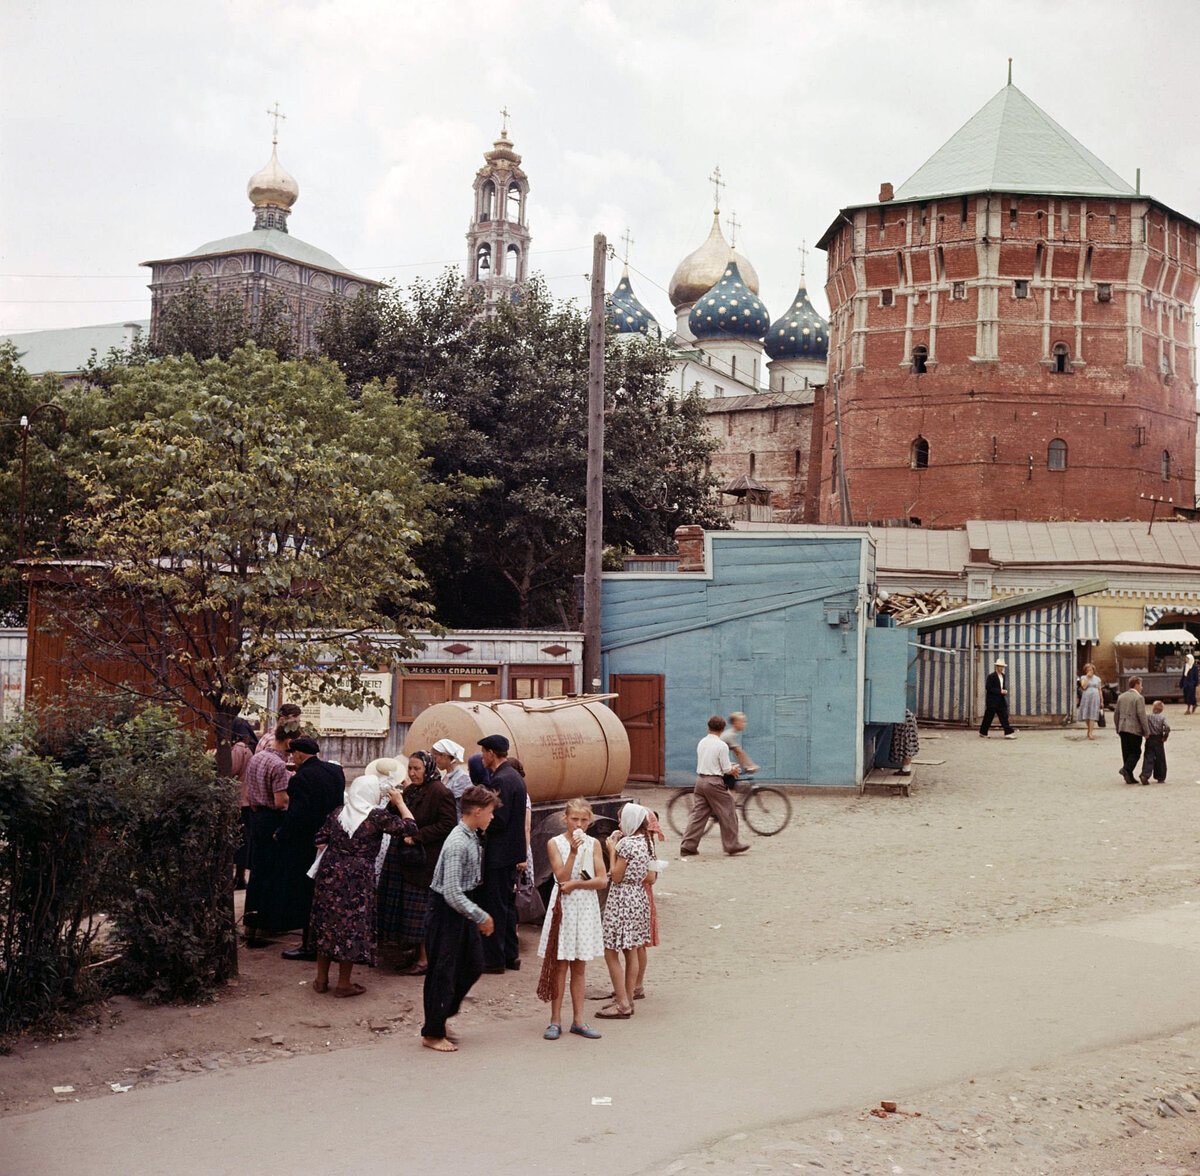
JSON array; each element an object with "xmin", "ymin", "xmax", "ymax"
[{"xmin": 3, "ymin": 0, "xmax": 1199, "ymax": 337}]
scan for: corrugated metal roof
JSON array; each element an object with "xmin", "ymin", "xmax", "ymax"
[
  {"xmin": 905, "ymin": 577, "xmax": 1107, "ymax": 632},
  {"xmin": 704, "ymin": 388, "xmax": 816, "ymax": 413},
  {"xmin": 143, "ymin": 228, "xmax": 372, "ymax": 281},
  {"xmin": 895, "ymin": 84, "xmax": 1135, "ymax": 202},
  {"xmin": 869, "ymin": 527, "xmax": 971, "ymax": 575},
  {"xmin": 1, "ymin": 320, "xmax": 150, "ymax": 376},
  {"xmin": 965, "ymin": 520, "xmax": 1200, "ymax": 569}
]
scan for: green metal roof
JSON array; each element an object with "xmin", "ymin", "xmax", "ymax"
[
  {"xmin": 144, "ymin": 228, "xmax": 372, "ymax": 282},
  {"xmin": 903, "ymin": 576, "xmax": 1108, "ymax": 632},
  {"xmin": 894, "ymin": 84, "xmax": 1135, "ymax": 202},
  {"xmin": 1, "ymin": 320, "xmax": 150, "ymax": 376}
]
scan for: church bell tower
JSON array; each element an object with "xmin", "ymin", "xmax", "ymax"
[{"xmin": 467, "ymin": 110, "xmax": 531, "ymax": 313}]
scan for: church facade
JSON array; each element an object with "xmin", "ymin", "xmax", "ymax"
[{"xmin": 814, "ymin": 81, "xmax": 1199, "ymax": 526}]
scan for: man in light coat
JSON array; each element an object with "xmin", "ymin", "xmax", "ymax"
[{"xmin": 1114, "ymin": 676, "xmax": 1150, "ymax": 785}]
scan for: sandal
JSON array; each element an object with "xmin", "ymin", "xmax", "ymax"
[
  {"xmin": 397, "ymin": 962, "xmax": 428, "ymax": 976},
  {"xmin": 312, "ymin": 979, "xmax": 329, "ymax": 994},
  {"xmin": 543, "ymin": 1023, "xmax": 562, "ymax": 1040},
  {"xmin": 333, "ymin": 982, "xmax": 366, "ymax": 998},
  {"xmin": 595, "ymin": 1004, "xmax": 633, "ymax": 1019},
  {"xmin": 632, "ymin": 987, "xmax": 645, "ymax": 1000}
]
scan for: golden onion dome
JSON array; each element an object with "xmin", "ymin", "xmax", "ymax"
[
  {"xmin": 668, "ymin": 214, "xmax": 759, "ymax": 309},
  {"xmin": 247, "ymin": 145, "xmax": 299, "ymax": 210}
]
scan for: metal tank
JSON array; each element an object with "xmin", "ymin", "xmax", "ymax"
[{"xmin": 402, "ymin": 694, "xmax": 629, "ymax": 802}]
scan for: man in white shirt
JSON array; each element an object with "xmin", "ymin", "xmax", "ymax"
[{"xmin": 680, "ymin": 716, "xmax": 749, "ymax": 857}]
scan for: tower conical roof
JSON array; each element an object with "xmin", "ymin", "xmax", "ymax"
[{"xmin": 894, "ymin": 83, "xmax": 1136, "ymax": 201}]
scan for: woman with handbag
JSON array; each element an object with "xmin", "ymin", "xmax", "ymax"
[
  {"xmin": 310, "ymin": 775, "xmax": 418, "ymax": 997},
  {"xmin": 377, "ymin": 751, "xmax": 456, "ymax": 975},
  {"xmin": 1077, "ymin": 663, "xmax": 1103, "ymax": 740}
]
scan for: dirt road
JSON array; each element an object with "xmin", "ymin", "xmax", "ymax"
[{"xmin": 2, "ymin": 719, "xmax": 1199, "ymax": 1173}]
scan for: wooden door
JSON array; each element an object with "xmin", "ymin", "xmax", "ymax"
[{"xmin": 611, "ymin": 674, "xmax": 664, "ymax": 783}]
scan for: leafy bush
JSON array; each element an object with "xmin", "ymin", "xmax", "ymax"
[{"xmin": 0, "ymin": 705, "xmax": 239, "ymax": 1033}]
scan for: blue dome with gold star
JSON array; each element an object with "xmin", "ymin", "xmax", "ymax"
[
  {"xmin": 607, "ymin": 269, "xmax": 660, "ymax": 337},
  {"xmin": 688, "ymin": 261, "xmax": 770, "ymax": 340},
  {"xmin": 764, "ymin": 282, "xmax": 828, "ymax": 361}
]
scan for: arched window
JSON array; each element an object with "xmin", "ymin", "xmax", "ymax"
[
  {"xmin": 507, "ymin": 183, "xmax": 522, "ymax": 224},
  {"xmin": 479, "ymin": 181, "xmax": 494, "ymax": 223},
  {"xmin": 475, "ymin": 244, "xmax": 491, "ymax": 278},
  {"xmin": 1052, "ymin": 343, "xmax": 1070, "ymax": 373},
  {"xmin": 1047, "ymin": 438, "xmax": 1067, "ymax": 470},
  {"xmin": 505, "ymin": 243, "xmax": 520, "ymax": 278},
  {"xmin": 748, "ymin": 453, "xmax": 756, "ymax": 476},
  {"xmin": 912, "ymin": 345, "xmax": 928, "ymax": 374},
  {"xmin": 910, "ymin": 436, "xmax": 929, "ymax": 470},
  {"xmin": 1162, "ymin": 449, "xmax": 1171, "ymax": 480}
]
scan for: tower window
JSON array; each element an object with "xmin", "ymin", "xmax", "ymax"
[
  {"xmin": 910, "ymin": 436, "xmax": 930, "ymax": 470},
  {"xmin": 1162, "ymin": 449, "xmax": 1171, "ymax": 480},
  {"xmin": 505, "ymin": 243, "xmax": 521, "ymax": 278},
  {"xmin": 960, "ymin": 196, "xmax": 969, "ymax": 224},
  {"xmin": 1096, "ymin": 283, "xmax": 1113, "ymax": 302},
  {"xmin": 794, "ymin": 449, "xmax": 802, "ymax": 476},
  {"xmin": 881, "ymin": 288, "xmax": 894, "ymax": 307},
  {"xmin": 748, "ymin": 453, "xmax": 756, "ymax": 476},
  {"xmin": 1052, "ymin": 343, "xmax": 1071, "ymax": 373},
  {"xmin": 1014, "ymin": 280, "xmax": 1029, "ymax": 299},
  {"xmin": 912, "ymin": 345, "xmax": 928, "ymax": 374},
  {"xmin": 1009, "ymin": 204, "xmax": 1018, "ymax": 228},
  {"xmin": 951, "ymin": 281, "xmax": 966, "ymax": 300},
  {"xmin": 475, "ymin": 244, "xmax": 492, "ymax": 277},
  {"xmin": 479, "ymin": 180, "xmax": 495, "ymax": 223},
  {"xmin": 730, "ymin": 355, "xmax": 738, "ymax": 378},
  {"xmin": 507, "ymin": 183, "xmax": 522, "ymax": 224},
  {"xmin": 1047, "ymin": 438, "xmax": 1067, "ymax": 470}
]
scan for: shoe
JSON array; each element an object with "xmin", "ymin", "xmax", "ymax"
[
  {"xmin": 543, "ymin": 1023, "xmax": 561, "ymax": 1040},
  {"xmin": 680, "ymin": 848, "xmax": 699, "ymax": 856},
  {"xmin": 979, "ymin": 732, "xmax": 988, "ymax": 738},
  {"xmin": 1140, "ymin": 777, "xmax": 1151, "ymax": 785},
  {"xmin": 481, "ymin": 965, "xmax": 506, "ymax": 974},
  {"xmin": 397, "ymin": 961, "xmax": 428, "ymax": 976},
  {"xmin": 1003, "ymin": 733, "xmax": 1017, "ymax": 740},
  {"xmin": 281, "ymin": 948, "xmax": 317, "ymax": 961},
  {"xmin": 727, "ymin": 844, "xmax": 750, "ymax": 855},
  {"xmin": 1120, "ymin": 769, "xmax": 1135, "ymax": 784},
  {"xmin": 569, "ymin": 1023, "xmax": 601, "ymax": 1039},
  {"xmin": 505, "ymin": 959, "xmax": 521, "ymax": 971}
]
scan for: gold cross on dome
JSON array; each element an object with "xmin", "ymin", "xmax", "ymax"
[
  {"xmin": 708, "ymin": 165, "xmax": 725, "ymax": 214},
  {"xmin": 500, "ymin": 106, "xmax": 510, "ymax": 136},
  {"xmin": 620, "ymin": 228, "xmax": 634, "ymax": 264},
  {"xmin": 799, "ymin": 238, "xmax": 809, "ymax": 279},
  {"xmin": 726, "ymin": 210, "xmax": 741, "ymax": 248},
  {"xmin": 266, "ymin": 101, "xmax": 286, "ymax": 146}
]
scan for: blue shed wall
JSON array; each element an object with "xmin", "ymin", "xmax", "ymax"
[{"xmin": 602, "ymin": 534, "xmax": 874, "ymax": 788}]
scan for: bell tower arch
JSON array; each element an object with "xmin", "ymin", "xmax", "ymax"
[{"xmin": 467, "ymin": 109, "xmax": 531, "ymax": 313}]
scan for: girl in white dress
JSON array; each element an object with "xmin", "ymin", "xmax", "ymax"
[{"xmin": 537, "ymin": 798, "xmax": 607, "ymax": 1040}]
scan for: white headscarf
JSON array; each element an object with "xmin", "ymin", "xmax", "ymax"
[
  {"xmin": 340, "ymin": 774, "xmax": 384, "ymax": 838},
  {"xmin": 432, "ymin": 738, "xmax": 465, "ymax": 762},
  {"xmin": 1187, "ymin": 653, "xmax": 1195, "ymax": 671},
  {"xmin": 619, "ymin": 803, "xmax": 650, "ymax": 837}
]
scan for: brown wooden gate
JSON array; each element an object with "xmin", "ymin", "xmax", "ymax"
[{"xmin": 610, "ymin": 673, "xmax": 664, "ymax": 783}]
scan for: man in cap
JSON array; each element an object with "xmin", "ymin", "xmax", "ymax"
[
  {"xmin": 277, "ymin": 736, "xmax": 346, "ymax": 961},
  {"xmin": 475, "ymin": 734, "xmax": 529, "ymax": 973},
  {"xmin": 979, "ymin": 658, "xmax": 1017, "ymax": 739}
]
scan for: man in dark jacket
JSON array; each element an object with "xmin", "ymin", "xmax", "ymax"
[
  {"xmin": 476, "ymin": 734, "xmax": 528, "ymax": 973},
  {"xmin": 278, "ymin": 737, "xmax": 346, "ymax": 961},
  {"xmin": 979, "ymin": 657, "xmax": 1016, "ymax": 739},
  {"xmin": 1114, "ymin": 677, "xmax": 1150, "ymax": 785}
]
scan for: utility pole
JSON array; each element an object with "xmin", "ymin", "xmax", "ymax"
[{"xmin": 583, "ymin": 233, "xmax": 607, "ymax": 695}]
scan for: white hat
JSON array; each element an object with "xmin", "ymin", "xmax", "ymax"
[
  {"xmin": 994, "ymin": 658, "xmax": 1007, "ymax": 667},
  {"xmin": 432, "ymin": 738, "xmax": 465, "ymax": 762}
]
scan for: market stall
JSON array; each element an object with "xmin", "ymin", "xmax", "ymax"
[{"xmin": 1112, "ymin": 629, "xmax": 1197, "ymax": 700}]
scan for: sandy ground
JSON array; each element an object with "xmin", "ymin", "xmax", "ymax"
[{"xmin": 3, "ymin": 716, "xmax": 1200, "ymax": 1173}]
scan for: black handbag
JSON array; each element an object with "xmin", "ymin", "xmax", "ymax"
[
  {"xmin": 394, "ymin": 838, "xmax": 426, "ymax": 867},
  {"xmin": 722, "ymin": 772, "xmax": 738, "ymax": 789}
]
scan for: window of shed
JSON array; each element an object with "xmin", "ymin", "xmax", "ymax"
[
  {"xmin": 910, "ymin": 436, "xmax": 930, "ymax": 469},
  {"xmin": 1047, "ymin": 439, "xmax": 1067, "ymax": 470}
]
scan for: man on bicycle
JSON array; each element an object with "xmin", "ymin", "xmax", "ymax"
[
  {"xmin": 679, "ymin": 716, "xmax": 750, "ymax": 858},
  {"xmin": 721, "ymin": 712, "xmax": 759, "ymax": 775}
]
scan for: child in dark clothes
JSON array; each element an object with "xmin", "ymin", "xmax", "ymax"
[{"xmin": 1140, "ymin": 700, "xmax": 1170, "ymax": 784}]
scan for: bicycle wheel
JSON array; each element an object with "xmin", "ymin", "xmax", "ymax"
[
  {"xmin": 667, "ymin": 789, "xmax": 695, "ymax": 837},
  {"xmin": 741, "ymin": 786, "xmax": 791, "ymax": 836}
]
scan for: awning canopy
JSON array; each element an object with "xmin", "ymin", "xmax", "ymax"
[{"xmin": 1112, "ymin": 629, "xmax": 1198, "ymax": 646}]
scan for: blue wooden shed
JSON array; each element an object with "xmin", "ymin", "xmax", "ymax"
[{"xmin": 601, "ymin": 529, "xmax": 910, "ymax": 788}]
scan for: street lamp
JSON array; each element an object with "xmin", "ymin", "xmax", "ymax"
[{"xmin": 18, "ymin": 402, "xmax": 67, "ymax": 559}]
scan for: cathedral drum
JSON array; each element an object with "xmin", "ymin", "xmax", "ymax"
[{"xmin": 402, "ymin": 695, "xmax": 629, "ymax": 803}]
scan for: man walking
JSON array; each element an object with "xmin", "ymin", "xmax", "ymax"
[
  {"xmin": 980, "ymin": 658, "xmax": 1017, "ymax": 739},
  {"xmin": 475, "ymin": 734, "xmax": 528, "ymax": 973},
  {"xmin": 680, "ymin": 715, "xmax": 749, "ymax": 857},
  {"xmin": 422, "ymin": 785, "xmax": 498, "ymax": 1053},
  {"xmin": 1115, "ymin": 676, "xmax": 1150, "ymax": 785}
]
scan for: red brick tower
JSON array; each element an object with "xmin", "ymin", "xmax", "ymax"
[{"xmin": 815, "ymin": 81, "xmax": 1198, "ymax": 526}]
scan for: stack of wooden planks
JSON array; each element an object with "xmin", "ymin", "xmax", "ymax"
[{"xmin": 877, "ymin": 589, "xmax": 954, "ymax": 623}]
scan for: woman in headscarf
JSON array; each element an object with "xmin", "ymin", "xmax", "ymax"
[
  {"xmin": 597, "ymin": 803, "xmax": 657, "ymax": 1020},
  {"xmin": 377, "ymin": 750, "xmax": 457, "ymax": 975},
  {"xmin": 1180, "ymin": 652, "xmax": 1198, "ymax": 715},
  {"xmin": 431, "ymin": 739, "xmax": 471, "ymax": 819},
  {"xmin": 309, "ymin": 774, "xmax": 417, "ymax": 998}
]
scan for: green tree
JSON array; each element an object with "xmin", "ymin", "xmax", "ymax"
[
  {"xmin": 318, "ymin": 274, "xmax": 724, "ymax": 627},
  {"xmin": 54, "ymin": 346, "xmax": 447, "ymax": 762}
]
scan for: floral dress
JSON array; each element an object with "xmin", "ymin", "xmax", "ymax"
[
  {"xmin": 1077, "ymin": 674, "xmax": 1102, "ymax": 722},
  {"xmin": 311, "ymin": 807, "xmax": 417, "ymax": 966},
  {"xmin": 537, "ymin": 834, "xmax": 604, "ymax": 961},
  {"xmin": 603, "ymin": 834, "xmax": 653, "ymax": 951}
]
